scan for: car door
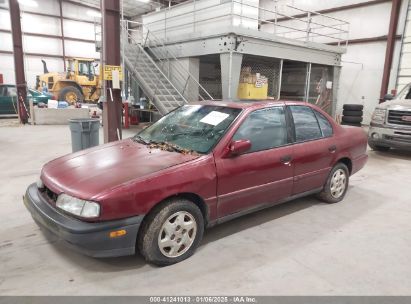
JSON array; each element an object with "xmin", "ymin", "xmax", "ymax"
[
  {"xmin": 288, "ymin": 105, "xmax": 337, "ymax": 195},
  {"xmin": 215, "ymin": 106, "xmax": 295, "ymax": 217},
  {"xmin": 7, "ymin": 86, "xmax": 19, "ymax": 115},
  {"xmin": 0, "ymin": 85, "xmax": 7, "ymax": 114},
  {"xmin": 0, "ymin": 85, "xmax": 17, "ymax": 115}
]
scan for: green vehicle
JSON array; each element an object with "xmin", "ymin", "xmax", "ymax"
[{"xmin": 0, "ymin": 84, "xmax": 54, "ymax": 116}]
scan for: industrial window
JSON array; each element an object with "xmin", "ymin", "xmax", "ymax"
[
  {"xmin": 79, "ymin": 62, "xmax": 91, "ymax": 76},
  {"xmin": 233, "ymin": 107, "xmax": 288, "ymax": 153},
  {"xmin": 314, "ymin": 110, "xmax": 333, "ymax": 137},
  {"xmin": 289, "ymin": 106, "xmax": 322, "ymax": 142}
]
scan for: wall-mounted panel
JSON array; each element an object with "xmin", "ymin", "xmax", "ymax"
[
  {"xmin": 18, "ymin": 0, "xmax": 59, "ymax": 15},
  {"xmin": 22, "ymin": 36, "xmax": 62, "ymax": 55},
  {"xmin": 62, "ymin": 2, "xmax": 99, "ymax": 23},
  {"xmin": 63, "ymin": 19, "xmax": 95, "ymax": 40},
  {"xmin": 0, "ymin": 10, "xmax": 11, "ymax": 30},
  {"xmin": 65, "ymin": 40, "xmax": 99, "ymax": 58},
  {"xmin": 0, "ymin": 32, "xmax": 13, "ymax": 51},
  {"xmin": 0, "ymin": 53, "xmax": 15, "ymax": 84},
  {"xmin": 21, "ymin": 13, "xmax": 61, "ymax": 36}
]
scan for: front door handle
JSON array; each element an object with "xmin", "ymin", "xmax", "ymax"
[
  {"xmin": 280, "ymin": 155, "xmax": 292, "ymax": 166},
  {"xmin": 328, "ymin": 145, "xmax": 337, "ymax": 153}
]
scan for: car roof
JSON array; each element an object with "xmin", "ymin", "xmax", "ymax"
[
  {"xmin": 190, "ymin": 100, "xmax": 312, "ymax": 110},
  {"xmin": 0, "ymin": 84, "xmax": 36, "ymax": 91}
]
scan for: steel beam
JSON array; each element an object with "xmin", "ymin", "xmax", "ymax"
[
  {"xmin": 59, "ymin": 0, "xmax": 67, "ymax": 71},
  {"xmin": 220, "ymin": 52, "xmax": 243, "ymax": 100},
  {"xmin": 149, "ymin": 28, "xmax": 343, "ymax": 66},
  {"xmin": 380, "ymin": 0, "xmax": 402, "ymax": 101},
  {"xmin": 102, "ymin": 0, "xmax": 122, "ymax": 143},
  {"xmin": 8, "ymin": 0, "xmax": 28, "ymax": 124}
]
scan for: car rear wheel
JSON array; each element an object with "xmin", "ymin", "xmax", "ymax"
[
  {"xmin": 317, "ymin": 163, "xmax": 349, "ymax": 204},
  {"xmin": 137, "ymin": 198, "xmax": 204, "ymax": 266}
]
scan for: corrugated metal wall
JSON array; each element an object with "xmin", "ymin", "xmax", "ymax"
[{"xmin": 396, "ymin": 1, "xmax": 411, "ymax": 93}]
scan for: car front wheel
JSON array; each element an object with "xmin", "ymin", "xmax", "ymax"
[
  {"xmin": 138, "ymin": 198, "xmax": 204, "ymax": 266},
  {"xmin": 317, "ymin": 163, "xmax": 349, "ymax": 204}
]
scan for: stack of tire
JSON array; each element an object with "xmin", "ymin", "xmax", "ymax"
[{"xmin": 341, "ymin": 104, "xmax": 363, "ymax": 127}]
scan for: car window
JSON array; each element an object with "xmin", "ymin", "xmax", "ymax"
[
  {"xmin": 396, "ymin": 84, "xmax": 411, "ymax": 100},
  {"xmin": 0, "ymin": 86, "xmax": 6, "ymax": 97},
  {"xmin": 8, "ymin": 87, "xmax": 17, "ymax": 97},
  {"xmin": 290, "ymin": 106, "xmax": 322, "ymax": 142},
  {"xmin": 314, "ymin": 110, "xmax": 333, "ymax": 137},
  {"xmin": 232, "ymin": 107, "xmax": 288, "ymax": 153}
]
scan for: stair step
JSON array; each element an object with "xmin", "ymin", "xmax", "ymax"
[{"xmin": 123, "ymin": 43, "xmax": 193, "ymax": 115}]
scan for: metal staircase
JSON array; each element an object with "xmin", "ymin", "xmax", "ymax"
[{"xmin": 121, "ymin": 21, "xmax": 213, "ymax": 115}]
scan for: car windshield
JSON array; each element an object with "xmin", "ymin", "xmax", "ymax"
[
  {"xmin": 135, "ymin": 105, "xmax": 241, "ymax": 154},
  {"xmin": 396, "ymin": 84, "xmax": 411, "ymax": 100},
  {"xmin": 28, "ymin": 89, "xmax": 40, "ymax": 96}
]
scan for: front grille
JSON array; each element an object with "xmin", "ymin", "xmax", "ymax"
[
  {"xmin": 384, "ymin": 134, "xmax": 411, "ymax": 143},
  {"xmin": 388, "ymin": 110, "xmax": 411, "ymax": 126},
  {"xmin": 41, "ymin": 186, "xmax": 58, "ymax": 203}
]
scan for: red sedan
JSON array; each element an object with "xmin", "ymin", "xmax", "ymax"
[{"xmin": 24, "ymin": 101, "xmax": 368, "ymax": 265}]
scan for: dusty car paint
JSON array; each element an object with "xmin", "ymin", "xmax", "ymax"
[{"xmin": 39, "ymin": 101, "xmax": 367, "ymax": 224}]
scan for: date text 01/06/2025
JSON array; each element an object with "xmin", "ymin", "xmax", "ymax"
[{"xmin": 149, "ymin": 296, "xmax": 257, "ymax": 303}]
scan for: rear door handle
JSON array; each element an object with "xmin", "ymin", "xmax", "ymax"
[
  {"xmin": 280, "ymin": 155, "xmax": 292, "ymax": 165},
  {"xmin": 328, "ymin": 145, "xmax": 337, "ymax": 153}
]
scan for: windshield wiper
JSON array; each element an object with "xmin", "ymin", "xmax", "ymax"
[
  {"xmin": 148, "ymin": 140, "xmax": 191, "ymax": 154},
  {"xmin": 133, "ymin": 135, "xmax": 149, "ymax": 145}
]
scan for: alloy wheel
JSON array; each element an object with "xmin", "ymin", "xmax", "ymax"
[
  {"xmin": 158, "ymin": 211, "xmax": 197, "ymax": 258},
  {"xmin": 330, "ymin": 169, "xmax": 347, "ymax": 198}
]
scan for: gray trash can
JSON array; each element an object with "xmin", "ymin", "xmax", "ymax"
[{"xmin": 69, "ymin": 118, "xmax": 100, "ymax": 152}]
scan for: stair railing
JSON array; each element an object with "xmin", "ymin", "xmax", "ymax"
[{"xmin": 124, "ymin": 20, "xmax": 214, "ymax": 102}]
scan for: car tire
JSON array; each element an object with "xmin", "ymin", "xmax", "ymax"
[
  {"xmin": 137, "ymin": 198, "xmax": 204, "ymax": 266},
  {"xmin": 317, "ymin": 163, "xmax": 349, "ymax": 204},
  {"xmin": 342, "ymin": 116, "xmax": 363, "ymax": 123},
  {"xmin": 343, "ymin": 104, "xmax": 363, "ymax": 111},
  {"xmin": 368, "ymin": 141, "xmax": 390, "ymax": 151},
  {"xmin": 58, "ymin": 86, "xmax": 84, "ymax": 104},
  {"xmin": 342, "ymin": 110, "xmax": 363, "ymax": 116}
]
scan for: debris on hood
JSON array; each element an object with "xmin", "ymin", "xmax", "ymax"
[{"xmin": 147, "ymin": 141, "xmax": 199, "ymax": 156}]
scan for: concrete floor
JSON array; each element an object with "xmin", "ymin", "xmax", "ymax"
[{"xmin": 0, "ymin": 122, "xmax": 411, "ymax": 295}]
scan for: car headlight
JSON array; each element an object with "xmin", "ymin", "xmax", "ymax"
[
  {"xmin": 371, "ymin": 109, "xmax": 386, "ymax": 124},
  {"xmin": 56, "ymin": 194, "xmax": 100, "ymax": 218},
  {"xmin": 36, "ymin": 177, "xmax": 44, "ymax": 189}
]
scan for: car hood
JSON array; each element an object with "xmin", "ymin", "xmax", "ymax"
[
  {"xmin": 41, "ymin": 139, "xmax": 200, "ymax": 200},
  {"xmin": 378, "ymin": 99, "xmax": 411, "ymax": 110}
]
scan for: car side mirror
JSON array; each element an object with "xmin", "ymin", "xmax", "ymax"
[
  {"xmin": 383, "ymin": 94, "xmax": 394, "ymax": 101},
  {"xmin": 225, "ymin": 139, "xmax": 251, "ymax": 157}
]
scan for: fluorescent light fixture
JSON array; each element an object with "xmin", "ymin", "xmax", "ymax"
[
  {"xmin": 136, "ymin": 0, "xmax": 150, "ymax": 3},
  {"xmin": 87, "ymin": 10, "xmax": 102, "ymax": 18},
  {"xmin": 18, "ymin": 0, "xmax": 38, "ymax": 7}
]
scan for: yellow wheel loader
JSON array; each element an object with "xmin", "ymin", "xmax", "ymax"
[{"xmin": 36, "ymin": 58, "xmax": 101, "ymax": 104}]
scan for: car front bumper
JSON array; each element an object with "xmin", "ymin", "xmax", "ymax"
[
  {"xmin": 368, "ymin": 125, "xmax": 411, "ymax": 150},
  {"xmin": 23, "ymin": 183, "xmax": 145, "ymax": 258}
]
